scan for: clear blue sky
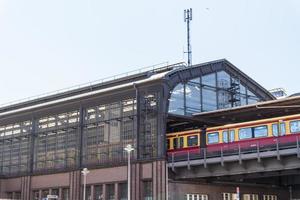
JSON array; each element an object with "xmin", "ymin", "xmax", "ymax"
[{"xmin": 0, "ymin": 0, "xmax": 299, "ymax": 105}]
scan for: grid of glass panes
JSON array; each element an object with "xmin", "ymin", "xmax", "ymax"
[
  {"xmin": 168, "ymin": 70, "xmax": 261, "ymax": 115},
  {"xmin": 0, "ymin": 121, "xmax": 32, "ymax": 175},
  {"xmin": 139, "ymin": 94, "xmax": 158, "ymax": 159},
  {"xmin": 82, "ymin": 99, "xmax": 136, "ymax": 166},
  {"xmin": 34, "ymin": 110, "xmax": 79, "ymax": 172}
]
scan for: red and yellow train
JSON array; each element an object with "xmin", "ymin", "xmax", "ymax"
[{"xmin": 167, "ymin": 113, "xmax": 300, "ymax": 155}]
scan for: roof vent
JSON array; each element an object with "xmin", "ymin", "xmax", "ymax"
[{"xmin": 269, "ymin": 88, "xmax": 287, "ymax": 99}]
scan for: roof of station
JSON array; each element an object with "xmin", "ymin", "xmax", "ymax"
[
  {"xmin": 0, "ymin": 59, "xmax": 274, "ymax": 118},
  {"xmin": 167, "ymin": 96, "xmax": 300, "ymax": 132},
  {"xmin": 193, "ymin": 95, "xmax": 300, "ymax": 125}
]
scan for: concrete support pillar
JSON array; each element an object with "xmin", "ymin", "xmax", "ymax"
[
  {"xmin": 102, "ymin": 184, "xmax": 106, "ymax": 200},
  {"xmin": 21, "ymin": 176, "xmax": 31, "ymax": 200},
  {"xmin": 38, "ymin": 190, "xmax": 42, "ymax": 200},
  {"xmin": 0, "ymin": 179, "xmax": 6, "ymax": 199},
  {"xmin": 132, "ymin": 163, "xmax": 141, "ymax": 200},
  {"xmin": 152, "ymin": 160, "xmax": 167, "ymax": 200},
  {"xmin": 91, "ymin": 185, "xmax": 94, "ymax": 200},
  {"xmin": 58, "ymin": 188, "xmax": 62, "ymax": 200},
  {"xmin": 69, "ymin": 170, "xmax": 81, "ymax": 200},
  {"xmin": 114, "ymin": 182, "xmax": 118, "ymax": 200}
]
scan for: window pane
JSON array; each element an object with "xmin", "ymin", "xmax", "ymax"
[
  {"xmin": 119, "ymin": 183, "xmax": 127, "ymax": 200},
  {"xmin": 218, "ymin": 90, "xmax": 231, "ymax": 109},
  {"xmin": 290, "ymin": 121, "xmax": 300, "ymax": 133},
  {"xmin": 106, "ymin": 184, "xmax": 115, "ymax": 200},
  {"xmin": 254, "ymin": 126, "xmax": 268, "ymax": 138},
  {"xmin": 239, "ymin": 128, "xmax": 252, "ymax": 140},
  {"xmin": 202, "ymin": 73, "xmax": 216, "ymax": 87},
  {"xmin": 207, "ymin": 132, "xmax": 219, "ymax": 144},
  {"xmin": 62, "ymin": 188, "xmax": 69, "ymax": 200},
  {"xmin": 223, "ymin": 131, "xmax": 228, "ymax": 143},
  {"xmin": 217, "ymin": 71, "xmax": 231, "ymax": 88},
  {"xmin": 202, "ymin": 88, "xmax": 217, "ymax": 111},
  {"xmin": 173, "ymin": 138, "xmax": 178, "ymax": 149},
  {"xmin": 229, "ymin": 130, "xmax": 235, "ymax": 142},
  {"xmin": 187, "ymin": 135, "xmax": 198, "ymax": 147},
  {"xmin": 280, "ymin": 123, "xmax": 286, "ymax": 135},
  {"xmin": 143, "ymin": 181, "xmax": 153, "ymax": 200},
  {"xmin": 186, "ymin": 83, "xmax": 201, "ymax": 114},
  {"xmin": 179, "ymin": 137, "xmax": 184, "ymax": 148},
  {"xmin": 94, "ymin": 185, "xmax": 103, "ymax": 200},
  {"xmin": 272, "ymin": 124, "xmax": 278, "ymax": 136},
  {"xmin": 169, "ymin": 84, "xmax": 185, "ymax": 115}
]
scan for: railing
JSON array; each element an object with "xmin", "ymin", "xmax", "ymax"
[
  {"xmin": 0, "ymin": 61, "xmax": 186, "ymax": 108},
  {"xmin": 168, "ymin": 134, "xmax": 300, "ymax": 168}
]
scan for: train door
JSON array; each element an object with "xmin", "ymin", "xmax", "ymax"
[
  {"xmin": 222, "ymin": 130, "xmax": 235, "ymax": 151},
  {"xmin": 173, "ymin": 137, "xmax": 184, "ymax": 149},
  {"xmin": 272, "ymin": 121, "xmax": 286, "ymax": 137}
]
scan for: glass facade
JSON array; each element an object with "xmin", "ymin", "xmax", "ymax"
[
  {"xmin": 169, "ymin": 70, "xmax": 261, "ymax": 115},
  {"xmin": 0, "ymin": 96, "xmax": 145, "ymax": 175},
  {"xmin": 34, "ymin": 110, "xmax": 80, "ymax": 172},
  {"xmin": 0, "ymin": 121, "xmax": 31, "ymax": 175},
  {"xmin": 83, "ymin": 98, "xmax": 136, "ymax": 166}
]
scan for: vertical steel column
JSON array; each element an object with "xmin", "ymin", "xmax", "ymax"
[
  {"xmin": 79, "ymin": 105, "xmax": 85, "ymax": 168},
  {"xmin": 29, "ymin": 118, "xmax": 37, "ymax": 174}
]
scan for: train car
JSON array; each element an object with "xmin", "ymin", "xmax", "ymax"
[{"xmin": 167, "ymin": 113, "xmax": 300, "ymax": 157}]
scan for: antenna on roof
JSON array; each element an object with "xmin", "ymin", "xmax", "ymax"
[{"xmin": 184, "ymin": 8, "xmax": 192, "ymax": 67}]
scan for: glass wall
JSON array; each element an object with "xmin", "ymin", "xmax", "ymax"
[
  {"xmin": 0, "ymin": 91, "xmax": 161, "ymax": 175},
  {"xmin": 0, "ymin": 121, "xmax": 31, "ymax": 175},
  {"xmin": 139, "ymin": 93, "xmax": 159, "ymax": 159},
  {"xmin": 34, "ymin": 110, "xmax": 80, "ymax": 172},
  {"xmin": 82, "ymin": 98, "xmax": 136, "ymax": 166},
  {"xmin": 169, "ymin": 70, "xmax": 261, "ymax": 115}
]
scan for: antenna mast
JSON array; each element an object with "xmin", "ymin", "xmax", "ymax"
[{"xmin": 184, "ymin": 8, "xmax": 192, "ymax": 67}]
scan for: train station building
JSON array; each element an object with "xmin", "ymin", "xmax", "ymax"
[{"xmin": 0, "ymin": 59, "xmax": 299, "ymax": 200}]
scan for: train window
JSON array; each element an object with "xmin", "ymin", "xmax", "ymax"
[
  {"xmin": 223, "ymin": 131, "xmax": 228, "ymax": 143},
  {"xmin": 187, "ymin": 135, "xmax": 198, "ymax": 147},
  {"xmin": 272, "ymin": 124, "xmax": 279, "ymax": 136},
  {"xmin": 280, "ymin": 123, "xmax": 286, "ymax": 135},
  {"xmin": 290, "ymin": 120, "xmax": 300, "ymax": 133},
  {"xmin": 229, "ymin": 130, "xmax": 235, "ymax": 142},
  {"xmin": 179, "ymin": 137, "xmax": 184, "ymax": 148},
  {"xmin": 173, "ymin": 138, "xmax": 178, "ymax": 149},
  {"xmin": 239, "ymin": 128, "xmax": 252, "ymax": 140},
  {"xmin": 254, "ymin": 125, "xmax": 268, "ymax": 138},
  {"xmin": 207, "ymin": 132, "xmax": 219, "ymax": 144},
  {"xmin": 167, "ymin": 139, "xmax": 170, "ymax": 150}
]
